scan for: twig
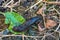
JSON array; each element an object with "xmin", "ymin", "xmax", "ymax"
[
  {"xmin": 12, "ymin": 1, "xmax": 20, "ymax": 7},
  {"xmin": 0, "ymin": 37, "xmax": 2, "ymax": 40},
  {"xmin": 2, "ymin": 0, "xmax": 9, "ymax": 6},
  {"xmin": 1, "ymin": 35, "xmax": 43, "ymax": 38},
  {"xmin": 4, "ymin": 0, "xmax": 13, "ymax": 7},
  {"xmin": 55, "ymin": 24, "xmax": 60, "ymax": 31},
  {"xmin": 25, "ymin": 0, "xmax": 43, "ymax": 12},
  {"xmin": 54, "ymin": 8, "xmax": 60, "ymax": 14},
  {"xmin": 34, "ymin": 38, "xmax": 37, "ymax": 40},
  {"xmin": 4, "ymin": 0, "xmax": 20, "ymax": 8},
  {"xmin": 10, "ymin": 0, "xmax": 14, "ymax": 12},
  {"xmin": 42, "ymin": 4, "xmax": 46, "ymax": 29},
  {"xmin": 48, "ymin": 5, "xmax": 55, "ymax": 11},
  {"xmin": 22, "ymin": 34, "xmax": 24, "ymax": 40},
  {"xmin": 43, "ymin": 1, "xmax": 60, "ymax": 5},
  {"xmin": 41, "ymin": 35, "xmax": 46, "ymax": 40},
  {"xmin": 0, "ymin": 12, "xmax": 5, "ymax": 16}
]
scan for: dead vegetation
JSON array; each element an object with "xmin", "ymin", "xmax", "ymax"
[{"xmin": 0, "ymin": 0, "xmax": 60, "ymax": 40}]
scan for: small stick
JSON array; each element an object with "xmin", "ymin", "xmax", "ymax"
[
  {"xmin": 0, "ymin": 12, "xmax": 5, "ymax": 16},
  {"xmin": 1, "ymin": 35, "xmax": 43, "ymax": 38},
  {"xmin": 41, "ymin": 35, "xmax": 46, "ymax": 40},
  {"xmin": 54, "ymin": 8, "xmax": 60, "ymax": 14},
  {"xmin": 43, "ymin": 1, "xmax": 60, "ymax": 5},
  {"xmin": 25, "ymin": 0, "xmax": 43, "ymax": 12},
  {"xmin": 22, "ymin": 34, "xmax": 24, "ymax": 40},
  {"xmin": 5, "ymin": 0, "xmax": 20, "ymax": 8},
  {"xmin": 4, "ymin": 0, "xmax": 13, "ymax": 7},
  {"xmin": 55, "ymin": 24, "xmax": 60, "ymax": 31}
]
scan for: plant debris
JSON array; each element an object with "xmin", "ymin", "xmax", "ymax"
[{"xmin": 0, "ymin": 0, "xmax": 60, "ymax": 40}]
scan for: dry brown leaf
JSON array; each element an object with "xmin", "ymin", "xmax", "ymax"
[{"xmin": 45, "ymin": 19, "xmax": 57, "ymax": 29}]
